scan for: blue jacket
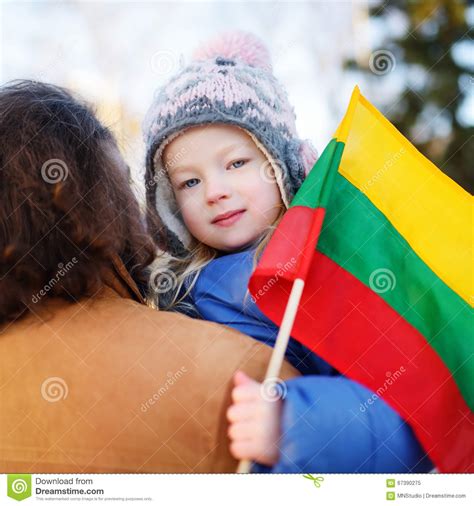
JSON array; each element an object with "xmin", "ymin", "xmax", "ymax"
[{"xmin": 181, "ymin": 249, "xmax": 433, "ymax": 473}]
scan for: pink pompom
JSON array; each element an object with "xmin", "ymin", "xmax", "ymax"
[{"xmin": 193, "ymin": 31, "xmax": 273, "ymax": 72}]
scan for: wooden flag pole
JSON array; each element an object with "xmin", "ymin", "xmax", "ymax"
[{"xmin": 236, "ymin": 278, "xmax": 306, "ymax": 474}]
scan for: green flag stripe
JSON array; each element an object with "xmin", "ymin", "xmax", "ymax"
[
  {"xmin": 290, "ymin": 138, "xmax": 344, "ymax": 209},
  {"xmin": 321, "ymin": 142, "xmax": 344, "ymax": 208},
  {"xmin": 317, "ymin": 173, "xmax": 473, "ymax": 408}
]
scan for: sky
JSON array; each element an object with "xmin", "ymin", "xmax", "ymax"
[{"xmin": 0, "ymin": 0, "xmax": 471, "ymax": 196}]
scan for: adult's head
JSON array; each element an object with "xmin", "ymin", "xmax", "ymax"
[{"xmin": 0, "ymin": 79, "xmax": 155, "ymax": 324}]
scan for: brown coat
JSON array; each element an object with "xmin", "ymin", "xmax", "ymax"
[{"xmin": 0, "ymin": 258, "xmax": 298, "ymax": 473}]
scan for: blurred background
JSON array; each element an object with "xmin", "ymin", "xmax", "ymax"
[{"xmin": 0, "ymin": 0, "xmax": 472, "ymax": 198}]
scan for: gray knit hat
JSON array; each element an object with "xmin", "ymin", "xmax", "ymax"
[{"xmin": 144, "ymin": 31, "xmax": 317, "ymax": 257}]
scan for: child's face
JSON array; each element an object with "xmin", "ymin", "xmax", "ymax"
[{"xmin": 164, "ymin": 124, "xmax": 283, "ymax": 252}]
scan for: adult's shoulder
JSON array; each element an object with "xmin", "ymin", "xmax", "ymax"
[{"xmin": 0, "ymin": 289, "xmax": 298, "ymax": 473}]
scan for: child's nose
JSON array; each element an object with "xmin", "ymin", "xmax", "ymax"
[{"xmin": 205, "ymin": 179, "xmax": 232, "ymax": 204}]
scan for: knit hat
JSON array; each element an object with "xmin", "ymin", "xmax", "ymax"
[{"xmin": 144, "ymin": 31, "xmax": 318, "ymax": 257}]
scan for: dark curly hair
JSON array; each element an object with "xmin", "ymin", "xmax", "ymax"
[{"xmin": 0, "ymin": 80, "xmax": 156, "ymax": 324}]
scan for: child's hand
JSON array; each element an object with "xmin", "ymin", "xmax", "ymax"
[{"xmin": 226, "ymin": 371, "xmax": 282, "ymax": 466}]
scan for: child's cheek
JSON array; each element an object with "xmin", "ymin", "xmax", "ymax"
[
  {"xmin": 244, "ymin": 171, "xmax": 282, "ymax": 211},
  {"xmin": 237, "ymin": 171, "xmax": 267, "ymax": 200},
  {"xmin": 176, "ymin": 190, "xmax": 198, "ymax": 216},
  {"xmin": 179, "ymin": 198, "xmax": 206, "ymax": 237}
]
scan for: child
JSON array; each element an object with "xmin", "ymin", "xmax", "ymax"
[
  {"xmin": 144, "ymin": 31, "xmax": 325, "ymax": 375},
  {"xmin": 143, "ymin": 31, "xmax": 432, "ymax": 472}
]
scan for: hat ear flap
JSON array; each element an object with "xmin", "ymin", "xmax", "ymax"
[
  {"xmin": 299, "ymin": 139, "xmax": 319, "ymax": 177},
  {"xmin": 283, "ymin": 139, "xmax": 319, "ymax": 199}
]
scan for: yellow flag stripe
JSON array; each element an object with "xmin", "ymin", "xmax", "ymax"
[
  {"xmin": 334, "ymin": 85, "xmax": 360, "ymax": 144},
  {"xmin": 335, "ymin": 88, "xmax": 473, "ymax": 305}
]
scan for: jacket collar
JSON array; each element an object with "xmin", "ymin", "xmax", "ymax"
[{"xmin": 104, "ymin": 254, "xmax": 147, "ymax": 305}]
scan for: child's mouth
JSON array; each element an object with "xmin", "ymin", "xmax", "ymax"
[{"xmin": 212, "ymin": 209, "xmax": 246, "ymax": 227}]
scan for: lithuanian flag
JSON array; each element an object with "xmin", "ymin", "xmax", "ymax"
[{"xmin": 249, "ymin": 86, "xmax": 473, "ymax": 473}]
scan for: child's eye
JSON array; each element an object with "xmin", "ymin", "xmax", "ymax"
[
  {"xmin": 229, "ymin": 159, "xmax": 247, "ymax": 169},
  {"xmin": 181, "ymin": 178, "xmax": 200, "ymax": 189}
]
